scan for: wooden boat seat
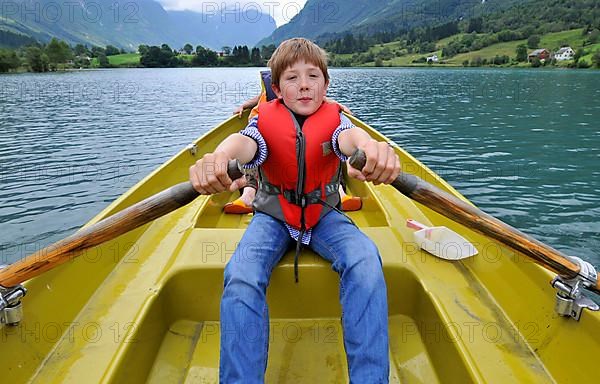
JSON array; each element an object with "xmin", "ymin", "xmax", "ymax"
[{"xmin": 196, "ymin": 178, "xmax": 390, "ymax": 229}]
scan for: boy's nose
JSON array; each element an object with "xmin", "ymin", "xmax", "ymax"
[{"xmin": 299, "ymin": 76, "xmax": 310, "ymax": 90}]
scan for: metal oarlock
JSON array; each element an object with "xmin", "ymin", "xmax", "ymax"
[
  {"xmin": 186, "ymin": 143, "xmax": 198, "ymax": 156},
  {"xmin": 551, "ymin": 257, "xmax": 599, "ymax": 321},
  {"xmin": 0, "ymin": 265, "xmax": 27, "ymax": 327}
]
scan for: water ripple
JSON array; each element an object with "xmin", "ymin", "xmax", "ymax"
[{"xmin": 1, "ymin": 67, "xmax": 599, "ymax": 269}]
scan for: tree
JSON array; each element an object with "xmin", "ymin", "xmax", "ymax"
[
  {"xmin": 45, "ymin": 38, "xmax": 61, "ymax": 67},
  {"xmin": 442, "ymin": 46, "xmax": 454, "ymax": 58},
  {"xmin": 105, "ymin": 45, "xmax": 120, "ymax": 56},
  {"xmin": 0, "ymin": 29, "xmax": 37, "ymax": 48},
  {"xmin": 192, "ymin": 46, "xmax": 218, "ymax": 66},
  {"xmin": 492, "ymin": 55, "xmax": 509, "ymax": 65},
  {"xmin": 418, "ymin": 42, "xmax": 435, "ymax": 53},
  {"xmin": 60, "ymin": 40, "xmax": 73, "ymax": 61},
  {"xmin": 342, "ymin": 34, "xmax": 357, "ymax": 54},
  {"xmin": 74, "ymin": 44, "xmax": 89, "ymax": 57},
  {"xmin": 527, "ymin": 35, "xmax": 540, "ymax": 49},
  {"xmin": 0, "ymin": 49, "xmax": 20, "ymax": 72},
  {"xmin": 250, "ymin": 47, "xmax": 262, "ymax": 65},
  {"xmin": 588, "ymin": 29, "xmax": 600, "ymax": 44},
  {"xmin": 97, "ymin": 53, "xmax": 110, "ymax": 67},
  {"xmin": 592, "ymin": 51, "xmax": 600, "ymax": 68},
  {"xmin": 470, "ymin": 57, "xmax": 483, "ymax": 67},
  {"xmin": 240, "ymin": 46, "xmax": 250, "ymax": 63},
  {"xmin": 468, "ymin": 17, "xmax": 483, "ymax": 33},
  {"xmin": 574, "ymin": 48, "xmax": 585, "ymax": 62},
  {"xmin": 260, "ymin": 44, "xmax": 276, "ymax": 61},
  {"xmin": 516, "ymin": 44, "xmax": 528, "ymax": 62},
  {"xmin": 45, "ymin": 38, "xmax": 72, "ymax": 70},
  {"xmin": 183, "ymin": 43, "xmax": 193, "ymax": 55},
  {"xmin": 497, "ymin": 29, "xmax": 520, "ymax": 42},
  {"xmin": 138, "ymin": 45, "xmax": 149, "ymax": 55},
  {"xmin": 577, "ymin": 59, "xmax": 590, "ymax": 68},
  {"xmin": 139, "ymin": 44, "xmax": 178, "ymax": 67},
  {"xmin": 25, "ymin": 46, "xmax": 48, "ymax": 72},
  {"xmin": 221, "ymin": 46, "xmax": 231, "ymax": 55},
  {"xmin": 522, "ymin": 26, "xmax": 535, "ymax": 38},
  {"xmin": 530, "ymin": 57, "xmax": 541, "ymax": 67},
  {"xmin": 229, "ymin": 45, "xmax": 250, "ymax": 64},
  {"xmin": 91, "ymin": 46, "xmax": 105, "ymax": 58}
]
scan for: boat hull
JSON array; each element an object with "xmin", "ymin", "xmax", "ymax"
[{"xmin": 1, "ymin": 113, "xmax": 598, "ymax": 383}]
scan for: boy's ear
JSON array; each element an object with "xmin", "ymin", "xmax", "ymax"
[{"xmin": 271, "ymin": 83, "xmax": 282, "ymax": 99}]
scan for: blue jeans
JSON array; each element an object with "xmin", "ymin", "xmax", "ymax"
[{"xmin": 219, "ymin": 211, "xmax": 389, "ymax": 383}]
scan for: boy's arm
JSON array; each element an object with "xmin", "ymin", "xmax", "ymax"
[
  {"xmin": 189, "ymin": 133, "xmax": 257, "ymax": 194},
  {"xmin": 234, "ymin": 93, "xmax": 261, "ymax": 118},
  {"xmin": 338, "ymin": 127, "xmax": 400, "ymax": 185}
]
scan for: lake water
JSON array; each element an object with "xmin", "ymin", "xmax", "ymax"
[{"xmin": 1, "ymin": 67, "xmax": 599, "ymax": 270}]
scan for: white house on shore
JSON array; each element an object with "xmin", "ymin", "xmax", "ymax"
[
  {"xmin": 555, "ymin": 47, "xmax": 575, "ymax": 61},
  {"xmin": 427, "ymin": 54, "xmax": 439, "ymax": 63}
]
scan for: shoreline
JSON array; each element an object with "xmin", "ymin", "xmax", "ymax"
[{"xmin": 2, "ymin": 64, "xmax": 598, "ymax": 75}]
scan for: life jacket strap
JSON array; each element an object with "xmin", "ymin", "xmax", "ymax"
[
  {"xmin": 260, "ymin": 181, "xmax": 339, "ymax": 207},
  {"xmin": 294, "ymin": 228, "xmax": 305, "ymax": 283}
]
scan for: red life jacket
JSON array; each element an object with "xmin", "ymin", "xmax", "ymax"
[{"xmin": 254, "ymin": 99, "xmax": 343, "ymax": 230}]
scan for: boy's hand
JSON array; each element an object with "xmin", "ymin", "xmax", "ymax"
[
  {"xmin": 233, "ymin": 105, "xmax": 245, "ymax": 118},
  {"xmin": 348, "ymin": 140, "xmax": 400, "ymax": 185},
  {"xmin": 233, "ymin": 94, "xmax": 261, "ymax": 118},
  {"xmin": 189, "ymin": 151, "xmax": 246, "ymax": 194},
  {"xmin": 338, "ymin": 103, "xmax": 353, "ymax": 116}
]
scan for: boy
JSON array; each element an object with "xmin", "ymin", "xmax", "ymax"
[
  {"xmin": 225, "ymin": 71, "xmax": 361, "ymax": 214},
  {"xmin": 189, "ymin": 38, "xmax": 399, "ymax": 383}
]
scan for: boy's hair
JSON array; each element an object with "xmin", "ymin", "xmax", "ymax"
[{"xmin": 268, "ymin": 38, "xmax": 329, "ymax": 88}]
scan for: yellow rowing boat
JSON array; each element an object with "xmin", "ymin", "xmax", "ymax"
[{"xmin": 1, "ymin": 113, "xmax": 598, "ymax": 383}]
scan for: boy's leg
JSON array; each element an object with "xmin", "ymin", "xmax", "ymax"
[
  {"xmin": 310, "ymin": 210, "xmax": 389, "ymax": 383},
  {"xmin": 219, "ymin": 212, "xmax": 291, "ymax": 383}
]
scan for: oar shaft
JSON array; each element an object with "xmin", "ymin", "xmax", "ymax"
[
  {"xmin": 349, "ymin": 150, "xmax": 600, "ymax": 294},
  {"xmin": 0, "ymin": 161, "xmax": 243, "ymax": 288}
]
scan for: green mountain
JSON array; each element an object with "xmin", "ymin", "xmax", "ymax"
[
  {"xmin": 256, "ymin": 0, "xmax": 520, "ymax": 46},
  {"xmin": 0, "ymin": 0, "xmax": 276, "ymax": 49},
  {"xmin": 320, "ymin": 0, "xmax": 600, "ymax": 68},
  {"xmin": 168, "ymin": 10, "xmax": 276, "ymax": 51}
]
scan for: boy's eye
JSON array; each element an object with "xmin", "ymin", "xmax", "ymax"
[{"xmin": 287, "ymin": 76, "xmax": 297, "ymax": 80}]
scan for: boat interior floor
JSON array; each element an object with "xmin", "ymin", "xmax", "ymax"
[{"xmin": 24, "ymin": 182, "xmax": 557, "ymax": 383}]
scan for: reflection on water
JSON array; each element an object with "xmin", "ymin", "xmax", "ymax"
[{"xmin": 1, "ymin": 68, "xmax": 599, "ymax": 267}]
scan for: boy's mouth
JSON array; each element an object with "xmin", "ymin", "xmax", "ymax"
[{"xmin": 297, "ymin": 97, "xmax": 312, "ymax": 102}]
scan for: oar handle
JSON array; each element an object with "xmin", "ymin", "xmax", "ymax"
[
  {"xmin": 349, "ymin": 149, "xmax": 600, "ymax": 294},
  {"xmin": 348, "ymin": 149, "xmax": 421, "ymax": 196},
  {"xmin": 0, "ymin": 160, "xmax": 243, "ymax": 288}
]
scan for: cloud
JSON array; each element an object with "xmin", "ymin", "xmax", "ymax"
[{"xmin": 157, "ymin": 0, "xmax": 308, "ymax": 27}]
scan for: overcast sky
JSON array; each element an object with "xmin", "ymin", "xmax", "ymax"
[{"xmin": 158, "ymin": 1, "xmax": 309, "ymax": 27}]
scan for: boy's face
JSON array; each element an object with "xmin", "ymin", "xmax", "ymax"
[{"xmin": 272, "ymin": 60, "xmax": 329, "ymax": 116}]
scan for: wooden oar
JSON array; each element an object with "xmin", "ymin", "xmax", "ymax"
[
  {"xmin": 0, "ymin": 161, "xmax": 243, "ymax": 288},
  {"xmin": 349, "ymin": 150, "xmax": 600, "ymax": 295}
]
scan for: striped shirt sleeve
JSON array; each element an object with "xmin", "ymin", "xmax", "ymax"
[
  {"xmin": 239, "ymin": 115, "xmax": 268, "ymax": 169},
  {"xmin": 332, "ymin": 113, "xmax": 355, "ymax": 161}
]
